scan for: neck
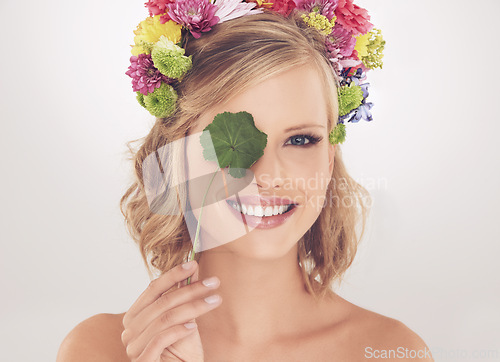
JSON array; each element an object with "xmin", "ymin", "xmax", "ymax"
[{"xmin": 195, "ymin": 244, "xmax": 324, "ymax": 346}]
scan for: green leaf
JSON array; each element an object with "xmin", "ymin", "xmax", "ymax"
[{"xmin": 199, "ymin": 111, "xmax": 268, "ymax": 178}]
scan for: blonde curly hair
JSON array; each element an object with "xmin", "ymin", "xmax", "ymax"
[{"xmin": 120, "ymin": 11, "xmax": 371, "ymax": 301}]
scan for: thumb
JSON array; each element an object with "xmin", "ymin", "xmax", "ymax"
[
  {"xmin": 180, "ymin": 260, "xmax": 200, "ymax": 287},
  {"xmin": 191, "ymin": 260, "xmax": 200, "ymax": 283},
  {"xmin": 188, "ymin": 261, "xmax": 200, "ymax": 326}
]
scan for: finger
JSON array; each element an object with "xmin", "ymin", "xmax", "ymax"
[
  {"xmin": 178, "ymin": 266, "xmax": 196, "ymax": 288},
  {"xmin": 122, "ymin": 261, "xmax": 198, "ymax": 328},
  {"xmin": 134, "ymin": 324, "xmax": 198, "ymax": 362},
  {"xmin": 128, "ymin": 293, "xmax": 222, "ymax": 358},
  {"xmin": 176, "ymin": 261, "xmax": 198, "ymax": 288},
  {"xmin": 125, "ymin": 273, "xmax": 219, "ymax": 344},
  {"xmin": 191, "ymin": 262, "xmax": 200, "ymax": 283}
]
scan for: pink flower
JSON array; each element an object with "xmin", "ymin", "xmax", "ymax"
[
  {"xmin": 145, "ymin": 0, "xmax": 175, "ymax": 16},
  {"xmin": 271, "ymin": 0, "xmax": 297, "ymax": 17},
  {"xmin": 334, "ymin": 0, "xmax": 373, "ymax": 36},
  {"xmin": 327, "ymin": 23, "xmax": 356, "ymax": 57},
  {"xmin": 163, "ymin": 0, "xmax": 219, "ymax": 39},
  {"xmin": 325, "ymin": 23, "xmax": 360, "ymax": 74},
  {"xmin": 126, "ymin": 54, "xmax": 173, "ymax": 95},
  {"xmin": 296, "ymin": 0, "xmax": 337, "ymax": 21},
  {"xmin": 339, "ymin": 49, "xmax": 364, "ymax": 71}
]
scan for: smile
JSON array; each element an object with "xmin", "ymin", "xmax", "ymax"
[
  {"xmin": 225, "ymin": 199, "xmax": 298, "ymax": 229},
  {"xmin": 226, "ymin": 200, "xmax": 295, "ymax": 217}
]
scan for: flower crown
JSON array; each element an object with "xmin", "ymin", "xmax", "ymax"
[{"xmin": 126, "ymin": 0, "xmax": 385, "ymax": 145}]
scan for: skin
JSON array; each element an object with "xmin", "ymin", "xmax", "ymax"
[
  {"xmin": 57, "ymin": 65, "xmax": 434, "ymax": 361},
  {"xmin": 184, "ymin": 64, "xmax": 337, "ymax": 349}
]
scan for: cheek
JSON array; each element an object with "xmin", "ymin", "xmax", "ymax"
[
  {"xmin": 284, "ymin": 149, "xmax": 331, "ymax": 211},
  {"xmin": 185, "ymin": 132, "xmax": 215, "ymax": 181},
  {"xmin": 184, "ymin": 132, "xmax": 222, "ymax": 216}
]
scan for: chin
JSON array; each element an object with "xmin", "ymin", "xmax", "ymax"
[{"xmin": 204, "ymin": 219, "xmax": 304, "ymax": 261}]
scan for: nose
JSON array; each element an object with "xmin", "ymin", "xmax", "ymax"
[{"xmin": 250, "ymin": 145, "xmax": 285, "ymax": 191}]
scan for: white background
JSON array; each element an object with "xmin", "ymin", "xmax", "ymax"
[{"xmin": 1, "ymin": 0, "xmax": 499, "ymax": 361}]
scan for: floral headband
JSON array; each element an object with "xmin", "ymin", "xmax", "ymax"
[{"xmin": 126, "ymin": 0, "xmax": 385, "ymax": 145}]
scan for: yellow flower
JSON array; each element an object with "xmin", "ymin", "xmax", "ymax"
[
  {"xmin": 355, "ymin": 28, "xmax": 385, "ymax": 69},
  {"xmin": 354, "ymin": 32, "xmax": 370, "ymax": 59},
  {"xmin": 301, "ymin": 13, "xmax": 336, "ymax": 36},
  {"xmin": 249, "ymin": 0, "xmax": 273, "ymax": 9},
  {"xmin": 131, "ymin": 16, "xmax": 182, "ymax": 56}
]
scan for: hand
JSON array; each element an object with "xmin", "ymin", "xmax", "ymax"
[{"xmin": 121, "ymin": 260, "xmax": 222, "ymax": 361}]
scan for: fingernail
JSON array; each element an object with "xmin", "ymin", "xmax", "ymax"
[
  {"xmin": 204, "ymin": 295, "xmax": 221, "ymax": 304},
  {"xmin": 182, "ymin": 260, "xmax": 196, "ymax": 269},
  {"xmin": 202, "ymin": 277, "xmax": 220, "ymax": 288},
  {"xmin": 184, "ymin": 322, "xmax": 197, "ymax": 329}
]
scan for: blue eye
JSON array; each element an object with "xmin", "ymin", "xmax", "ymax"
[{"xmin": 285, "ymin": 134, "xmax": 323, "ymax": 146}]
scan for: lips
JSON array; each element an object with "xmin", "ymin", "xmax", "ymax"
[{"xmin": 224, "ymin": 194, "xmax": 299, "ymax": 229}]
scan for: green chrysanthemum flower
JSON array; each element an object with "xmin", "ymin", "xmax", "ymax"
[
  {"xmin": 338, "ymin": 82, "xmax": 364, "ymax": 116},
  {"xmin": 329, "ymin": 123, "xmax": 346, "ymax": 145},
  {"xmin": 136, "ymin": 92, "xmax": 146, "ymax": 109},
  {"xmin": 151, "ymin": 35, "xmax": 192, "ymax": 79},
  {"xmin": 143, "ymin": 83, "xmax": 178, "ymax": 118},
  {"xmin": 301, "ymin": 13, "xmax": 336, "ymax": 35}
]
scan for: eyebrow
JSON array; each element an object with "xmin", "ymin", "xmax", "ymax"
[{"xmin": 284, "ymin": 124, "xmax": 326, "ymax": 132}]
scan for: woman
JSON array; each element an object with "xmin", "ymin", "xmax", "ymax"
[{"xmin": 57, "ymin": 6, "xmax": 433, "ymax": 362}]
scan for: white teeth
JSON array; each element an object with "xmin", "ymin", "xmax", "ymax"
[
  {"xmin": 228, "ymin": 201, "xmax": 293, "ymax": 217},
  {"xmin": 254, "ymin": 205, "xmax": 264, "ymax": 217}
]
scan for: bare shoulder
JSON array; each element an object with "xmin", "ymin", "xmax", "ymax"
[
  {"xmin": 330, "ymin": 294, "xmax": 434, "ymax": 361},
  {"xmin": 56, "ymin": 312, "xmax": 127, "ymax": 362},
  {"xmin": 358, "ymin": 310, "xmax": 434, "ymax": 361}
]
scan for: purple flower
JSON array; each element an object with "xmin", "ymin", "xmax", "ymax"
[
  {"xmin": 340, "ymin": 67, "xmax": 367, "ymax": 85},
  {"xmin": 166, "ymin": 0, "xmax": 219, "ymax": 39},
  {"xmin": 340, "ymin": 101, "xmax": 373, "ymax": 123},
  {"xmin": 126, "ymin": 54, "xmax": 173, "ymax": 95},
  {"xmin": 296, "ymin": 0, "xmax": 338, "ymax": 21},
  {"xmin": 339, "ymin": 77, "xmax": 373, "ymax": 123}
]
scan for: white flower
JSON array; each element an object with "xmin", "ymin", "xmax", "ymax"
[{"xmin": 214, "ymin": 0, "xmax": 263, "ymax": 23}]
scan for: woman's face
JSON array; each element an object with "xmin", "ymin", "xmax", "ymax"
[{"xmin": 184, "ymin": 64, "xmax": 336, "ymax": 260}]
